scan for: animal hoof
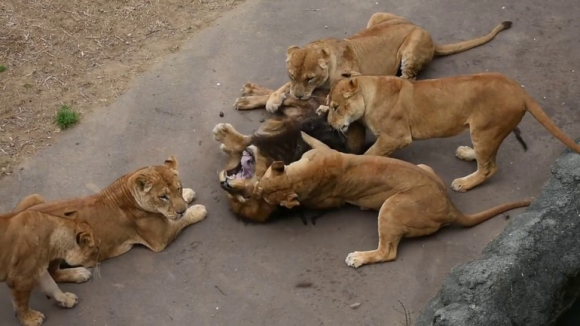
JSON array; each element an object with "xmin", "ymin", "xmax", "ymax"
[
  {"xmin": 57, "ymin": 292, "xmax": 79, "ymax": 308},
  {"xmin": 451, "ymin": 179, "xmax": 468, "ymax": 193},
  {"xmin": 182, "ymin": 188, "xmax": 197, "ymax": 203},
  {"xmin": 20, "ymin": 309, "xmax": 45, "ymax": 326},
  {"xmin": 212, "ymin": 123, "xmax": 232, "ymax": 141},
  {"xmin": 345, "ymin": 252, "xmax": 364, "ymax": 268}
]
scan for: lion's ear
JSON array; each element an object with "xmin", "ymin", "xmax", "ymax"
[
  {"xmin": 76, "ymin": 231, "xmax": 95, "ymax": 247},
  {"xmin": 271, "ymin": 161, "xmax": 285, "ymax": 175},
  {"xmin": 164, "ymin": 156, "xmax": 178, "ymax": 170},
  {"xmin": 281, "ymin": 193, "xmax": 300, "ymax": 209},
  {"xmin": 135, "ymin": 173, "xmax": 153, "ymax": 193},
  {"xmin": 286, "ymin": 45, "xmax": 299, "ymax": 61},
  {"xmin": 318, "ymin": 48, "xmax": 330, "ymax": 69},
  {"xmin": 343, "ymin": 78, "xmax": 359, "ymax": 99},
  {"xmin": 341, "ymin": 70, "xmax": 361, "ymax": 78}
]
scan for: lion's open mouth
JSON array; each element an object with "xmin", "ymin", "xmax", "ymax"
[{"xmin": 226, "ymin": 149, "xmax": 255, "ymax": 179}]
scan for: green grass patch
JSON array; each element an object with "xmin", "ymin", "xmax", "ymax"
[
  {"xmin": 0, "ymin": 65, "xmax": 6, "ymax": 73},
  {"xmin": 54, "ymin": 105, "xmax": 79, "ymax": 130}
]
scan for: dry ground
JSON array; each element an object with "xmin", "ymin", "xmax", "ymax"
[{"xmin": 0, "ymin": 0, "xmax": 242, "ymax": 177}]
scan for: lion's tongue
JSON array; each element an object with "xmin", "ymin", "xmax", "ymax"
[
  {"xmin": 233, "ymin": 151, "xmax": 253, "ymax": 179},
  {"xmin": 240, "ymin": 151, "xmax": 253, "ymax": 178}
]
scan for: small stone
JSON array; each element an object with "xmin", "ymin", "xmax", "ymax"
[
  {"xmin": 350, "ymin": 302, "xmax": 361, "ymax": 309},
  {"xmin": 219, "ymin": 111, "xmax": 224, "ymax": 117},
  {"xmin": 217, "ymin": 83, "xmax": 221, "ymax": 86},
  {"xmin": 259, "ymin": 119, "xmax": 265, "ymax": 123},
  {"xmin": 324, "ymin": 26, "xmax": 328, "ymax": 29}
]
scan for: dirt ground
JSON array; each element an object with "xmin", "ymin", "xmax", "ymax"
[{"xmin": 0, "ymin": 0, "xmax": 243, "ymax": 176}]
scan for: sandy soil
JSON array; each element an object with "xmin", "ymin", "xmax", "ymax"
[{"xmin": 0, "ymin": 0, "xmax": 243, "ymax": 177}]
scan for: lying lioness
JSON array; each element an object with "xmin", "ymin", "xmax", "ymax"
[
  {"xmin": 322, "ymin": 73, "xmax": 580, "ymax": 192},
  {"xmin": 1, "ymin": 211, "xmax": 100, "ymax": 326},
  {"xmin": 234, "ymin": 12, "xmax": 511, "ymax": 112},
  {"xmin": 6, "ymin": 156, "xmax": 207, "ymax": 283},
  {"xmin": 254, "ymin": 133, "xmax": 531, "ymax": 268}
]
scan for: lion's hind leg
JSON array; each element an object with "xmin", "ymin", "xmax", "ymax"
[
  {"xmin": 451, "ymin": 122, "xmax": 515, "ymax": 192},
  {"xmin": 345, "ymin": 197, "xmax": 405, "ymax": 268},
  {"xmin": 366, "ymin": 12, "xmax": 400, "ymax": 28},
  {"xmin": 399, "ymin": 29, "xmax": 435, "ymax": 80},
  {"xmin": 13, "ymin": 194, "xmax": 46, "ymax": 212}
]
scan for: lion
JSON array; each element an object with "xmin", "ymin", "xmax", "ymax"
[
  {"xmin": 214, "ymin": 83, "xmax": 366, "ymax": 223},
  {"xmin": 234, "ymin": 12, "xmax": 512, "ymax": 113},
  {"xmin": 6, "ymin": 156, "xmax": 207, "ymax": 284},
  {"xmin": 254, "ymin": 132, "xmax": 531, "ymax": 268},
  {"xmin": 322, "ymin": 73, "xmax": 580, "ymax": 192},
  {"xmin": 0, "ymin": 210, "xmax": 100, "ymax": 326}
]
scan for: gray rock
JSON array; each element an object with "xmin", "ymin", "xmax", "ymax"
[{"xmin": 417, "ymin": 141, "xmax": 580, "ymax": 326}]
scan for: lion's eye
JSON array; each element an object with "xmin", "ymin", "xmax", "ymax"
[
  {"xmin": 333, "ymin": 104, "xmax": 338, "ymax": 110},
  {"xmin": 307, "ymin": 77, "xmax": 315, "ymax": 83},
  {"xmin": 288, "ymin": 74, "xmax": 295, "ymax": 80},
  {"xmin": 159, "ymin": 195, "xmax": 169, "ymax": 201}
]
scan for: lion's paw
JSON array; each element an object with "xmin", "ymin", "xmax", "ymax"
[
  {"xmin": 185, "ymin": 204, "xmax": 207, "ymax": 224},
  {"xmin": 56, "ymin": 292, "xmax": 78, "ymax": 309},
  {"xmin": 212, "ymin": 123, "xmax": 233, "ymax": 142},
  {"xmin": 265, "ymin": 93, "xmax": 284, "ymax": 113},
  {"xmin": 345, "ymin": 252, "xmax": 365, "ymax": 268},
  {"xmin": 451, "ymin": 178, "xmax": 469, "ymax": 193},
  {"xmin": 69, "ymin": 267, "xmax": 92, "ymax": 283},
  {"xmin": 316, "ymin": 105, "xmax": 330, "ymax": 116},
  {"xmin": 182, "ymin": 188, "xmax": 196, "ymax": 204},
  {"xmin": 241, "ymin": 83, "xmax": 260, "ymax": 96},
  {"xmin": 233, "ymin": 97, "xmax": 251, "ymax": 110},
  {"xmin": 19, "ymin": 309, "xmax": 45, "ymax": 326},
  {"xmin": 455, "ymin": 146, "xmax": 476, "ymax": 161}
]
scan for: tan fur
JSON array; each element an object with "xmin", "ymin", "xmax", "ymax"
[
  {"xmin": 0, "ymin": 211, "xmax": 100, "ymax": 326},
  {"xmin": 235, "ymin": 12, "xmax": 511, "ymax": 112},
  {"xmin": 325, "ymin": 73, "xmax": 580, "ymax": 192},
  {"xmin": 254, "ymin": 141, "xmax": 531, "ymax": 268},
  {"xmin": 5, "ymin": 156, "xmax": 207, "ymax": 275}
]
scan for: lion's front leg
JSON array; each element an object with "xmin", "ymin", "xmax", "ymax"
[
  {"xmin": 138, "ymin": 205, "xmax": 208, "ymax": 253},
  {"xmin": 364, "ymin": 134, "xmax": 412, "ymax": 157},
  {"xmin": 265, "ymin": 82, "xmax": 291, "ymax": 113},
  {"xmin": 213, "ymin": 123, "xmax": 251, "ymax": 153},
  {"xmin": 35, "ymin": 269, "xmax": 79, "ymax": 308}
]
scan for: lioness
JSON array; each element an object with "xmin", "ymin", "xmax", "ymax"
[
  {"xmin": 234, "ymin": 12, "xmax": 512, "ymax": 112},
  {"xmin": 322, "ymin": 73, "xmax": 580, "ymax": 192},
  {"xmin": 254, "ymin": 133, "xmax": 531, "ymax": 268},
  {"xmin": 7, "ymin": 156, "xmax": 207, "ymax": 283},
  {"xmin": 214, "ymin": 84, "xmax": 366, "ymax": 223},
  {"xmin": 0, "ymin": 211, "xmax": 100, "ymax": 326}
]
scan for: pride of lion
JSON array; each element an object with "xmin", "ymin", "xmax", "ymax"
[{"xmin": 2, "ymin": 11, "xmax": 579, "ymax": 325}]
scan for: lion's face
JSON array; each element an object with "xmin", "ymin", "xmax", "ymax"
[
  {"xmin": 255, "ymin": 162, "xmax": 300, "ymax": 209},
  {"xmin": 66, "ymin": 221, "xmax": 101, "ymax": 268},
  {"xmin": 327, "ymin": 78, "xmax": 365, "ymax": 133},
  {"xmin": 131, "ymin": 156, "xmax": 188, "ymax": 220},
  {"xmin": 286, "ymin": 46, "xmax": 331, "ymax": 100},
  {"xmin": 219, "ymin": 146, "xmax": 278, "ymax": 223}
]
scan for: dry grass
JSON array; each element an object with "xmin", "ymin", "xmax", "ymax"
[{"xmin": 0, "ymin": 0, "xmax": 243, "ymax": 176}]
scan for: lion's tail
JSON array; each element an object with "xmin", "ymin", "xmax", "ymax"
[
  {"xmin": 524, "ymin": 97, "xmax": 580, "ymax": 153},
  {"xmin": 453, "ymin": 199, "xmax": 531, "ymax": 227},
  {"xmin": 434, "ymin": 21, "xmax": 512, "ymax": 56}
]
